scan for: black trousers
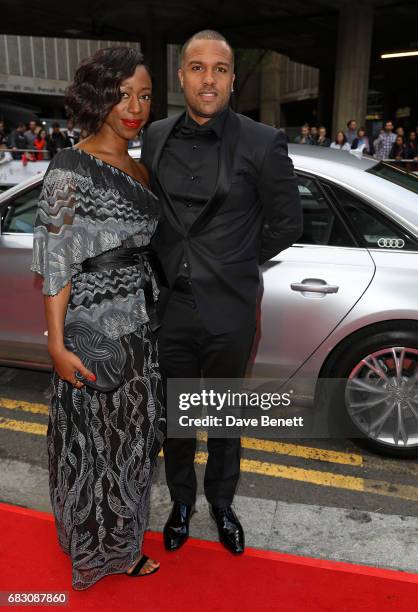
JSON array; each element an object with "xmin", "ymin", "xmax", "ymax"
[{"xmin": 157, "ymin": 288, "xmax": 256, "ymax": 507}]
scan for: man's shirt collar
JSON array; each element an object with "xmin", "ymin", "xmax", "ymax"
[{"xmin": 184, "ymin": 105, "xmax": 229, "ymax": 138}]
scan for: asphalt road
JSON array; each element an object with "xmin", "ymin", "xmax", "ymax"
[{"xmin": 1, "ymin": 365, "xmax": 418, "ymax": 519}]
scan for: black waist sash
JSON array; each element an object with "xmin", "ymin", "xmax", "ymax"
[{"xmin": 81, "ymin": 246, "xmax": 167, "ymax": 332}]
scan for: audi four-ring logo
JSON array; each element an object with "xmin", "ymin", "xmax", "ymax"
[{"xmin": 377, "ymin": 237, "xmax": 405, "ymax": 249}]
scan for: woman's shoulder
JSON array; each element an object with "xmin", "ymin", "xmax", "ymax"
[
  {"xmin": 44, "ymin": 147, "xmax": 83, "ymax": 178},
  {"xmin": 45, "ymin": 147, "xmax": 112, "ymax": 187}
]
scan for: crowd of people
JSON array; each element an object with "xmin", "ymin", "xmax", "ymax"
[
  {"xmin": 2, "ymin": 115, "xmax": 418, "ymax": 170},
  {"xmin": 292, "ymin": 118, "xmax": 418, "ymax": 165},
  {"xmin": 0, "ymin": 116, "xmax": 146, "ymax": 165},
  {"xmin": 0, "ymin": 118, "xmax": 81, "ymax": 163}
]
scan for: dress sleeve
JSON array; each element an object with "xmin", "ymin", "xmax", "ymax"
[{"xmin": 31, "ymin": 165, "xmax": 81, "ymax": 296}]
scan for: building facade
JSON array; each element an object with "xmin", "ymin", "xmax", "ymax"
[{"xmin": 0, "ymin": 34, "xmax": 185, "ymax": 125}]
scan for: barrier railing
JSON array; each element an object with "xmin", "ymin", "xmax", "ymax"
[
  {"xmin": 1, "ymin": 149, "xmax": 417, "ymax": 166},
  {"xmin": 379, "ymin": 158, "xmax": 418, "ymax": 163},
  {"xmin": 1, "ymin": 149, "xmax": 48, "ymax": 153}
]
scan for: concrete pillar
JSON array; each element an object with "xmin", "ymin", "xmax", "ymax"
[
  {"xmin": 141, "ymin": 33, "xmax": 168, "ymax": 120},
  {"xmin": 317, "ymin": 66, "xmax": 334, "ymax": 134},
  {"xmin": 332, "ymin": 3, "xmax": 373, "ymax": 135},
  {"xmin": 260, "ymin": 52, "xmax": 282, "ymax": 127}
]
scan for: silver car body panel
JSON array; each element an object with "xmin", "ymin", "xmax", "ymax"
[
  {"xmin": 269, "ymin": 249, "xmax": 418, "ymax": 394},
  {"xmin": 0, "ymin": 146, "xmax": 417, "ymax": 384},
  {"xmin": 0, "ymin": 232, "xmax": 47, "ymax": 366},
  {"xmin": 255, "ymin": 245, "xmax": 376, "ymax": 379},
  {"xmin": 0, "ymin": 160, "xmax": 49, "ymax": 189}
]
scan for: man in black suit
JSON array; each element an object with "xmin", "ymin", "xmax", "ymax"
[{"xmin": 141, "ymin": 30, "xmax": 302, "ymax": 555}]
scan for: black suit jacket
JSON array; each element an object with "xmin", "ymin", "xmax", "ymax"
[{"xmin": 141, "ymin": 108, "xmax": 303, "ymax": 334}]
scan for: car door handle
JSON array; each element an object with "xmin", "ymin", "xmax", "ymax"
[{"xmin": 290, "ymin": 280, "xmax": 339, "ymax": 294}]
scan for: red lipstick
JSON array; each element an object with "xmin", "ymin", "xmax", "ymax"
[{"xmin": 122, "ymin": 119, "xmax": 142, "ymax": 129}]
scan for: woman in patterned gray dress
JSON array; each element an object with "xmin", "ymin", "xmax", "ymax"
[{"xmin": 30, "ymin": 47, "xmax": 166, "ymax": 590}]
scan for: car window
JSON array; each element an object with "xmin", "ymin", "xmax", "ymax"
[
  {"xmin": 367, "ymin": 162, "xmax": 418, "ymax": 194},
  {"xmin": 332, "ymin": 185, "xmax": 418, "ymax": 251},
  {"xmin": 1, "ymin": 186, "xmax": 41, "ymax": 234},
  {"xmin": 296, "ymin": 176, "xmax": 354, "ymax": 247}
]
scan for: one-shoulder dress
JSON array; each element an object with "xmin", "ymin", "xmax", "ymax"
[{"xmin": 31, "ymin": 147, "xmax": 166, "ymax": 590}]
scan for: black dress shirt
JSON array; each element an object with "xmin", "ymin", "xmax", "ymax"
[
  {"xmin": 159, "ymin": 107, "xmax": 228, "ymax": 281},
  {"xmin": 143, "ymin": 107, "xmax": 303, "ymax": 333}
]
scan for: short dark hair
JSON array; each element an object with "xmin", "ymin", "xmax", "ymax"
[
  {"xmin": 65, "ymin": 46, "xmax": 148, "ymax": 134},
  {"xmin": 347, "ymin": 119, "xmax": 356, "ymax": 128},
  {"xmin": 180, "ymin": 30, "xmax": 234, "ymax": 67}
]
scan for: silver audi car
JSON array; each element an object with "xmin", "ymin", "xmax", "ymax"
[{"xmin": 0, "ymin": 146, "xmax": 417, "ymax": 458}]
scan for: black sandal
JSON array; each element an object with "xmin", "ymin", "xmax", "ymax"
[{"xmin": 125, "ymin": 554, "xmax": 160, "ymax": 577}]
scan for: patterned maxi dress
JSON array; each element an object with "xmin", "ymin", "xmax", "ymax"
[{"xmin": 31, "ymin": 147, "xmax": 166, "ymax": 590}]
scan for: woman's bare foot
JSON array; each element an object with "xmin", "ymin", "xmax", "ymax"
[{"xmin": 126, "ymin": 554, "xmax": 160, "ymax": 576}]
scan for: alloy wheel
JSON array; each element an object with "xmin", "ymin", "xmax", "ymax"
[{"xmin": 345, "ymin": 347, "xmax": 418, "ymax": 448}]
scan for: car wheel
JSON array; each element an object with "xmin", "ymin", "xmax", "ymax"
[{"xmin": 320, "ymin": 325, "xmax": 418, "ymax": 459}]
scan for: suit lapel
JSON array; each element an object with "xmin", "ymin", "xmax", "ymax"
[
  {"xmin": 189, "ymin": 109, "xmax": 241, "ymax": 235},
  {"xmin": 152, "ymin": 112, "xmax": 187, "ymax": 236}
]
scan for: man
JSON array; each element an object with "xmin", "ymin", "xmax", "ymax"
[
  {"xmin": 374, "ymin": 120, "xmax": 396, "ymax": 160},
  {"xmin": 294, "ymin": 124, "xmax": 314, "ymax": 144},
  {"xmin": 345, "ymin": 119, "xmax": 357, "ymax": 145},
  {"xmin": 47, "ymin": 122, "xmax": 71, "ymax": 157},
  {"xmin": 9, "ymin": 123, "xmax": 28, "ymax": 159},
  {"xmin": 63, "ymin": 118, "xmax": 79, "ymax": 147},
  {"xmin": 142, "ymin": 30, "xmax": 302, "ymax": 555},
  {"xmin": 24, "ymin": 119, "xmax": 38, "ymax": 150},
  {"xmin": 316, "ymin": 126, "xmax": 330, "ymax": 147}
]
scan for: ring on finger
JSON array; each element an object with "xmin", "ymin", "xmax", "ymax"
[{"xmin": 74, "ymin": 370, "xmax": 85, "ymax": 382}]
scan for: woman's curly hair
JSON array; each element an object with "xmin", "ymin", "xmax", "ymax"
[{"xmin": 65, "ymin": 47, "xmax": 149, "ymax": 134}]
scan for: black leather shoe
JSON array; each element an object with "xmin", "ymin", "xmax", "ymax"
[
  {"xmin": 209, "ymin": 505, "xmax": 245, "ymax": 554},
  {"xmin": 163, "ymin": 501, "xmax": 195, "ymax": 552}
]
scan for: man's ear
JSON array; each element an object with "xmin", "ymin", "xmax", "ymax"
[
  {"xmin": 231, "ymin": 73, "xmax": 236, "ymax": 93},
  {"xmin": 178, "ymin": 68, "xmax": 184, "ymax": 89}
]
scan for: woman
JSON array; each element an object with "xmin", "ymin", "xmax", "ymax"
[
  {"xmin": 31, "ymin": 47, "xmax": 165, "ymax": 590},
  {"xmin": 351, "ymin": 127, "xmax": 370, "ymax": 154},
  {"xmin": 330, "ymin": 130, "xmax": 351, "ymax": 151},
  {"xmin": 34, "ymin": 128, "xmax": 48, "ymax": 160},
  {"xmin": 390, "ymin": 134, "xmax": 408, "ymax": 161}
]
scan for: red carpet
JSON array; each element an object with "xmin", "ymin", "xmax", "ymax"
[{"xmin": 0, "ymin": 502, "xmax": 417, "ymax": 611}]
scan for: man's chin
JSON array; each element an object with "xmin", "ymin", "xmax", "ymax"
[{"xmin": 188, "ymin": 103, "xmax": 228, "ymax": 120}]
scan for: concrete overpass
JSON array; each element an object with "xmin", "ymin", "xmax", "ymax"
[{"xmin": 1, "ymin": 0, "xmax": 417, "ymax": 130}]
